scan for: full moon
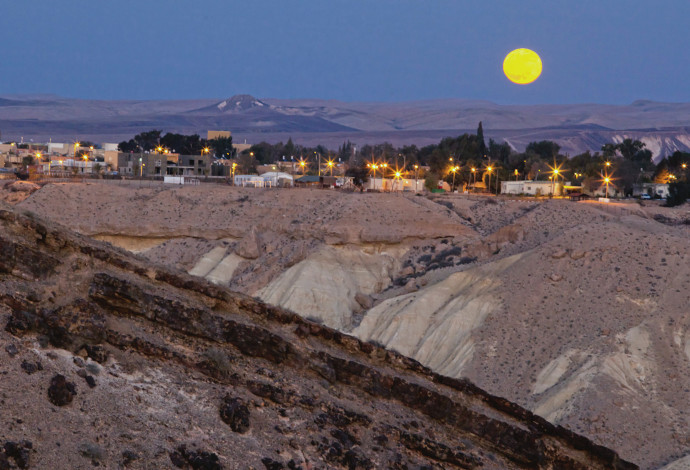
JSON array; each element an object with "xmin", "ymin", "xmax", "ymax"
[{"xmin": 503, "ymin": 48, "xmax": 542, "ymax": 85}]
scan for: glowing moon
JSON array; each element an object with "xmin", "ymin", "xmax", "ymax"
[{"xmin": 503, "ymin": 48, "xmax": 542, "ymax": 85}]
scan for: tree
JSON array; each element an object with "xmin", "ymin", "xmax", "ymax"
[
  {"xmin": 208, "ymin": 136, "xmax": 234, "ymax": 159},
  {"xmin": 526, "ymin": 141, "xmax": 560, "ymax": 160},
  {"xmin": 488, "ymin": 138, "xmax": 512, "ymax": 166},
  {"xmin": 344, "ymin": 161, "xmax": 369, "ymax": 189},
  {"xmin": 118, "ymin": 140, "xmax": 138, "ymax": 153},
  {"xmin": 601, "ymin": 143, "xmax": 617, "ymax": 158},
  {"xmin": 424, "ymin": 172, "xmax": 439, "ymax": 192},
  {"xmin": 285, "ymin": 137, "xmax": 296, "ymax": 159},
  {"xmin": 130, "ymin": 130, "xmax": 162, "ymax": 152},
  {"xmin": 666, "ymin": 182, "xmax": 690, "ymax": 207},
  {"xmin": 477, "ymin": 122, "xmax": 487, "ymax": 157},
  {"xmin": 616, "ymin": 138, "xmax": 645, "ymax": 160}
]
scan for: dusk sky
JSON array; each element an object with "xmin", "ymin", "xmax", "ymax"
[{"xmin": 3, "ymin": 0, "xmax": 689, "ymax": 104}]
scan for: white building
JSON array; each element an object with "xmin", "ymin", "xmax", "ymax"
[
  {"xmin": 633, "ymin": 183, "xmax": 669, "ymax": 199},
  {"xmin": 366, "ymin": 177, "xmax": 423, "ymax": 192},
  {"xmin": 501, "ymin": 180, "xmax": 564, "ymax": 196},
  {"xmin": 234, "ymin": 175, "xmax": 266, "ymax": 187},
  {"xmin": 261, "ymin": 171, "xmax": 293, "ymax": 187}
]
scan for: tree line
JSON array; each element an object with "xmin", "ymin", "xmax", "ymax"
[{"xmin": 117, "ymin": 126, "xmax": 690, "ymax": 203}]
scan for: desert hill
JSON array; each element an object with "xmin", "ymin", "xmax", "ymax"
[
  {"xmin": 4, "ymin": 179, "xmax": 690, "ymax": 468},
  {"xmin": 0, "ymin": 193, "xmax": 638, "ymax": 469},
  {"xmin": 2, "ymin": 94, "xmax": 690, "ymax": 159}
]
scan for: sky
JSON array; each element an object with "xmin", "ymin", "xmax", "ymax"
[{"xmin": 2, "ymin": 0, "xmax": 689, "ymax": 104}]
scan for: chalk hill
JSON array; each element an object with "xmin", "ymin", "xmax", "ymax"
[{"xmin": 0, "ymin": 200, "xmax": 637, "ymax": 469}]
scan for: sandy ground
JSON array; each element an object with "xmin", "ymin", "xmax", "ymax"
[{"xmin": 4, "ymin": 179, "xmax": 690, "ymax": 468}]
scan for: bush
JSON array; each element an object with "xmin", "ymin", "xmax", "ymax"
[
  {"xmin": 666, "ymin": 182, "xmax": 690, "ymax": 207},
  {"xmin": 424, "ymin": 173, "xmax": 439, "ymax": 192}
]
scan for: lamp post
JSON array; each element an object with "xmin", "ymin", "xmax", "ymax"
[
  {"xmin": 604, "ymin": 176, "xmax": 610, "ymax": 198},
  {"xmin": 514, "ymin": 169, "xmax": 519, "ymax": 181},
  {"xmin": 37, "ymin": 152, "xmax": 45, "ymax": 176},
  {"xmin": 471, "ymin": 167, "xmax": 476, "ymax": 189},
  {"xmin": 368, "ymin": 163, "xmax": 378, "ymax": 191},
  {"xmin": 450, "ymin": 165, "xmax": 458, "ymax": 192},
  {"xmin": 299, "ymin": 158, "xmax": 307, "ymax": 176},
  {"xmin": 231, "ymin": 162, "xmax": 237, "ymax": 184},
  {"xmin": 414, "ymin": 164, "xmax": 419, "ymax": 192},
  {"xmin": 486, "ymin": 166, "xmax": 493, "ymax": 194},
  {"xmin": 394, "ymin": 171, "xmax": 402, "ymax": 192},
  {"xmin": 381, "ymin": 161, "xmax": 388, "ymax": 191},
  {"xmin": 552, "ymin": 168, "xmax": 559, "ymax": 196}
]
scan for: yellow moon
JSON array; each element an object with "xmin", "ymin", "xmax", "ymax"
[{"xmin": 503, "ymin": 48, "xmax": 542, "ymax": 85}]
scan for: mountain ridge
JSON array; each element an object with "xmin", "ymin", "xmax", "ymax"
[{"xmin": 1, "ymin": 94, "xmax": 690, "ymax": 159}]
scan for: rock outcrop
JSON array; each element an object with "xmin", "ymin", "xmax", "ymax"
[{"xmin": 0, "ymin": 205, "xmax": 637, "ymax": 469}]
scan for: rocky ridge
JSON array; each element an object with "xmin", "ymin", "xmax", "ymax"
[{"xmin": 0, "ymin": 203, "xmax": 637, "ymax": 469}]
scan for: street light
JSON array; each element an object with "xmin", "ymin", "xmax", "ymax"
[
  {"xmin": 231, "ymin": 162, "xmax": 237, "ymax": 184},
  {"xmin": 450, "ymin": 165, "xmax": 459, "ymax": 192},
  {"xmin": 367, "ymin": 161, "xmax": 379, "ymax": 191},
  {"xmin": 393, "ymin": 170, "xmax": 403, "ymax": 192},
  {"xmin": 486, "ymin": 166, "xmax": 493, "ymax": 194},
  {"xmin": 326, "ymin": 159, "xmax": 335, "ymax": 176},
  {"xmin": 604, "ymin": 176, "xmax": 610, "ymax": 198},
  {"xmin": 298, "ymin": 157, "xmax": 307, "ymax": 176},
  {"xmin": 471, "ymin": 167, "xmax": 476, "ymax": 189},
  {"xmin": 414, "ymin": 164, "xmax": 419, "ymax": 192}
]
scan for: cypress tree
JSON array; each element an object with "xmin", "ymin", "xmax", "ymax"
[{"xmin": 477, "ymin": 121, "xmax": 487, "ymax": 157}]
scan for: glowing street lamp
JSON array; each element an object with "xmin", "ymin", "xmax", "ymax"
[
  {"xmin": 414, "ymin": 164, "xmax": 419, "ymax": 192},
  {"xmin": 486, "ymin": 165, "xmax": 493, "ymax": 194},
  {"xmin": 450, "ymin": 165, "xmax": 459, "ymax": 192},
  {"xmin": 393, "ymin": 170, "xmax": 403, "ymax": 192},
  {"xmin": 326, "ymin": 159, "xmax": 335, "ymax": 176},
  {"xmin": 367, "ymin": 161, "xmax": 379, "ymax": 191},
  {"xmin": 298, "ymin": 157, "xmax": 307, "ymax": 176},
  {"xmin": 604, "ymin": 176, "xmax": 611, "ymax": 198},
  {"xmin": 514, "ymin": 168, "xmax": 519, "ymax": 181},
  {"xmin": 471, "ymin": 167, "xmax": 476, "ymax": 188},
  {"xmin": 548, "ymin": 160, "xmax": 565, "ymax": 196}
]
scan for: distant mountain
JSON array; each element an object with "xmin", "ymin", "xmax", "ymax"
[
  {"xmin": 1, "ymin": 94, "xmax": 690, "ymax": 160},
  {"xmin": 197, "ymin": 94, "xmax": 272, "ymax": 113}
]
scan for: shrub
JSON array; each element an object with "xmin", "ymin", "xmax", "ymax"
[
  {"xmin": 424, "ymin": 173, "xmax": 439, "ymax": 192},
  {"xmin": 666, "ymin": 182, "xmax": 690, "ymax": 207}
]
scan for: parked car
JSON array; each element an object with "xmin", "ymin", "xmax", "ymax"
[{"xmin": 640, "ymin": 194, "xmax": 652, "ymax": 200}]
